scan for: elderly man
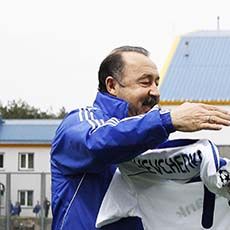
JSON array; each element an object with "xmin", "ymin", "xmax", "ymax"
[{"xmin": 50, "ymin": 46, "xmax": 230, "ymax": 230}]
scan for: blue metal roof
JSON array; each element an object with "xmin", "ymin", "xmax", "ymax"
[
  {"xmin": 160, "ymin": 30, "xmax": 230, "ymax": 103},
  {"xmin": 0, "ymin": 119, "xmax": 61, "ymax": 144}
]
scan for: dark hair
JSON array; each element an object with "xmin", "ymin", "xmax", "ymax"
[{"xmin": 98, "ymin": 46, "xmax": 150, "ymax": 93}]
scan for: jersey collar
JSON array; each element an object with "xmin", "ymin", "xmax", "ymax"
[{"xmin": 93, "ymin": 92, "xmax": 129, "ymax": 119}]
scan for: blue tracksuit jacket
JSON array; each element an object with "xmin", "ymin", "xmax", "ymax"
[{"xmin": 50, "ymin": 92, "xmax": 175, "ymax": 229}]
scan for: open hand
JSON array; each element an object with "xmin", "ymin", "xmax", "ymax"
[{"xmin": 170, "ymin": 102, "xmax": 230, "ymax": 132}]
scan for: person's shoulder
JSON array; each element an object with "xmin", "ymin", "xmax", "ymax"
[
  {"xmin": 58, "ymin": 108, "xmax": 85, "ymax": 127},
  {"xmin": 66, "ymin": 106, "xmax": 101, "ymax": 122},
  {"xmin": 56, "ymin": 105, "xmax": 104, "ymax": 134}
]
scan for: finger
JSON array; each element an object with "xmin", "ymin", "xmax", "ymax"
[
  {"xmin": 210, "ymin": 111, "xmax": 230, "ymax": 124},
  {"xmin": 202, "ymin": 104, "xmax": 230, "ymax": 115},
  {"xmin": 200, "ymin": 123, "xmax": 223, "ymax": 130},
  {"xmin": 209, "ymin": 116, "xmax": 230, "ymax": 126}
]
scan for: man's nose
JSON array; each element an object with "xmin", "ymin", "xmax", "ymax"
[{"xmin": 149, "ymin": 83, "xmax": 160, "ymax": 97}]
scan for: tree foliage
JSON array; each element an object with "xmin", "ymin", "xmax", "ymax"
[{"xmin": 0, "ymin": 99, "xmax": 67, "ymax": 119}]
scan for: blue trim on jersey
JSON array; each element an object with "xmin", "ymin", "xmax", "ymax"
[
  {"xmin": 202, "ymin": 140, "xmax": 219, "ymax": 229},
  {"xmin": 158, "ymin": 139, "xmax": 198, "ymax": 148},
  {"xmin": 208, "ymin": 140, "xmax": 219, "ymax": 170},
  {"xmin": 220, "ymin": 158, "xmax": 227, "ymax": 167}
]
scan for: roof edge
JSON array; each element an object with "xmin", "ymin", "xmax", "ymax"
[
  {"xmin": 0, "ymin": 143, "xmax": 51, "ymax": 147},
  {"xmin": 160, "ymin": 100, "xmax": 230, "ymax": 106},
  {"xmin": 183, "ymin": 30, "xmax": 230, "ymax": 37},
  {"xmin": 159, "ymin": 36, "xmax": 181, "ymax": 87}
]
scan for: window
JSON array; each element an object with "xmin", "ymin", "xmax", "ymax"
[
  {"xmin": 0, "ymin": 153, "xmax": 4, "ymax": 169},
  {"xmin": 18, "ymin": 153, "xmax": 34, "ymax": 170},
  {"xmin": 18, "ymin": 190, "xmax": 33, "ymax": 207}
]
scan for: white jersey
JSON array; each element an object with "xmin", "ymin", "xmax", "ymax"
[{"xmin": 96, "ymin": 139, "xmax": 230, "ymax": 229}]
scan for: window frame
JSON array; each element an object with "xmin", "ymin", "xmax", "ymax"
[
  {"xmin": 18, "ymin": 152, "xmax": 34, "ymax": 171},
  {"xmin": 18, "ymin": 190, "xmax": 34, "ymax": 207},
  {"xmin": 0, "ymin": 153, "xmax": 4, "ymax": 170}
]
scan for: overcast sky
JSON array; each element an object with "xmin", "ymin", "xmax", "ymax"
[{"xmin": 1, "ymin": 0, "xmax": 230, "ymax": 113}]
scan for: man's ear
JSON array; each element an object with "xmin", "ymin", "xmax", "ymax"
[{"xmin": 105, "ymin": 76, "xmax": 118, "ymax": 96}]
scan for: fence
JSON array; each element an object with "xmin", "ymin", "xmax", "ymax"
[{"xmin": 0, "ymin": 172, "xmax": 51, "ymax": 230}]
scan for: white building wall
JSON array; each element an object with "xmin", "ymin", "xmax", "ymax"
[
  {"xmin": 34, "ymin": 147, "xmax": 51, "ymax": 172},
  {"xmin": 0, "ymin": 145, "xmax": 51, "ymax": 217},
  {"xmin": 0, "ymin": 146, "xmax": 50, "ymax": 172}
]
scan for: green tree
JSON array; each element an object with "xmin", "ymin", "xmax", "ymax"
[
  {"xmin": 0, "ymin": 99, "xmax": 67, "ymax": 119},
  {"xmin": 57, "ymin": 106, "xmax": 68, "ymax": 119}
]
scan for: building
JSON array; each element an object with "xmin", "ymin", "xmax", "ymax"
[
  {"xmin": 159, "ymin": 30, "xmax": 230, "ymax": 156},
  {"xmin": 0, "ymin": 118, "xmax": 60, "ymax": 217}
]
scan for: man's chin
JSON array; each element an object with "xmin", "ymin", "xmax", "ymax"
[
  {"xmin": 141, "ymin": 106, "xmax": 153, "ymax": 114},
  {"xmin": 128, "ymin": 104, "xmax": 156, "ymax": 116}
]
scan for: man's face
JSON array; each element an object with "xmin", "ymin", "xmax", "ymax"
[{"xmin": 114, "ymin": 52, "xmax": 160, "ymax": 116}]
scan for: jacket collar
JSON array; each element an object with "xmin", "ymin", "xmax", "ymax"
[{"xmin": 93, "ymin": 92, "xmax": 129, "ymax": 119}]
